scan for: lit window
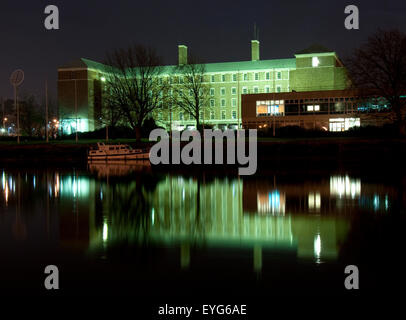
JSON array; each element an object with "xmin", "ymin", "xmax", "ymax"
[
  {"xmin": 312, "ymin": 57, "xmax": 320, "ymax": 67},
  {"xmin": 314, "ymin": 105, "xmax": 320, "ymax": 111},
  {"xmin": 307, "ymin": 105, "xmax": 314, "ymax": 111}
]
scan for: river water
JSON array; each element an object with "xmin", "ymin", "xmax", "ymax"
[{"xmin": 0, "ymin": 163, "xmax": 405, "ymax": 296}]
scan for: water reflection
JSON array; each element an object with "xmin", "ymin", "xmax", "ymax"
[{"xmin": 0, "ymin": 167, "xmax": 398, "ymax": 272}]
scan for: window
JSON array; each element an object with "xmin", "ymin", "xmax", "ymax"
[
  {"xmin": 243, "ymin": 73, "xmax": 248, "ymax": 81},
  {"xmin": 276, "ymin": 86, "xmax": 281, "ymax": 93},
  {"xmin": 232, "ymin": 110, "xmax": 237, "ymax": 119},
  {"xmin": 221, "ymin": 99, "xmax": 226, "ymax": 107},
  {"xmin": 254, "ymin": 86, "xmax": 259, "ymax": 93},
  {"xmin": 210, "ymin": 111, "xmax": 215, "ymax": 120},
  {"xmin": 265, "ymin": 86, "xmax": 270, "ymax": 93},
  {"xmin": 242, "ymin": 87, "xmax": 248, "ymax": 94},
  {"xmin": 307, "ymin": 105, "xmax": 320, "ymax": 112},
  {"xmin": 312, "ymin": 57, "xmax": 320, "ymax": 67},
  {"xmin": 211, "ymin": 75, "xmax": 215, "ymax": 82},
  {"xmin": 266, "ymin": 72, "xmax": 270, "ymax": 80},
  {"xmin": 210, "ymin": 99, "xmax": 215, "ymax": 107},
  {"xmin": 221, "ymin": 111, "xmax": 226, "ymax": 120},
  {"xmin": 231, "ymin": 87, "xmax": 237, "ymax": 95},
  {"xmin": 277, "ymin": 72, "xmax": 281, "ymax": 80},
  {"xmin": 179, "ymin": 112, "xmax": 184, "ymax": 120},
  {"xmin": 232, "ymin": 74, "xmax": 237, "ymax": 81},
  {"xmin": 210, "ymin": 88, "xmax": 215, "ymax": 96},
  {"xmin": 255, "ymin": 73, "xmax": 259, "ymax": 80},
  {"xmin": 232, "ymin": 98, "xmax": 237, "ymax": 107},
  {"xmin": 221, "ymin": 87, "xmax": 226, "ymax": 95},
  {"xmin": 222, "ymin": 74, "xmax": 226, "ymax": 82},
  {"xmin": 255, "ymin": 100, "xmax": 284, "ymax": 116}
]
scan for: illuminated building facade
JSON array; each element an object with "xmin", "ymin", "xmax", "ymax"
[
  {"xmin": 241, "ymin": 89, "xmax": 395, "ymax": 131},
  {"xmin": 57, "ymin": 42, "xmax": 349, "ymax": 133}
]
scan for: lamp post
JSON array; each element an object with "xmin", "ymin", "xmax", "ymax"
[
  {"xmin": 45, "ymin": 80, "xmax": 49, "ymax": 142},
  {"xmin": 74, "ymin": 79, "xmax": 78, "ymax": 143},
  {"xmin": 10, "ymin": 70, "xmax": 24, "ymax": 144}
]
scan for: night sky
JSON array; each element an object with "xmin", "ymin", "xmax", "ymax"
[{"xmin": 0, "ymin": 0, "xmax": 405, "ymax": 102}]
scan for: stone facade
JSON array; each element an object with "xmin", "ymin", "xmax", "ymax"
[{"xmin": 57, "ymin": 42, "xmax": 349, "ymax": 133}]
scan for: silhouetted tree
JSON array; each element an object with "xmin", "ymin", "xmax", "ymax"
[
  {"xmin": 170, "ymin": 56, "xmax": 211, "ymax": 130},
  {"xmin": 346, "ymin": 29, "xmax": 406, "ymax": 134},
  {"xmin": 104, "ymin": 44, "xmax": 169, "ymax": 141}
]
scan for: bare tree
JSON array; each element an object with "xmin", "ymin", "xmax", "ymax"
[
  {"xmin": 171, "ymin": 56, "xmax": 210, "ymax": 130},
  {"xmin": 346, "ymin": 29, "xmax": 406, "ymax": 134},
  {"xmin": 104, "ymin": 44, "xmax": 169, "ymax": 141},
  {"xmin": 19, "ymin": 94, "xmax": 44, "ymax": 137}
]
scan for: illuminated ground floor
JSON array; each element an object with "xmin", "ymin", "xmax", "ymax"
[{"xmin": 242, "ymin": 89, "xmax": 396, "ymax": 132}]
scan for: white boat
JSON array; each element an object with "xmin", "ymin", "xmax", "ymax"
[{"xmin": 88, "ymin": 142, "xmax": 150, "ymax": 161}]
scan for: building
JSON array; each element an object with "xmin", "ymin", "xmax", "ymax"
[
  {"xmin": 57, "ymin": 41, "xmax": 350, "ymax": 134},
  {"xmin": 241, "ymin": 88, "xmax": 394, "ymax": 132}
]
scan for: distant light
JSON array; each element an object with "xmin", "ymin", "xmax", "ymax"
[
  {"xmin": 101, "ymin": 77, "xmax": 106, "ymax": 82},
  {"xmin": 314, "ymin": 233, "xmax": 321, "ymax": 262},
  {"xmin": 312, "ymin": 56, "xmax": 320, "ymax": 67},
  {"xmin": 103, "ymin": 223, "xmax": 108, "ymax": 242}
]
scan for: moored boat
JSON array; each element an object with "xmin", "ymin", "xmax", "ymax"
[{"xmin": 88, "ymin": 142, "xmax": 150, "ymax": 161}]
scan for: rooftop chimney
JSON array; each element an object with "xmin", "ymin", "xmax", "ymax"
[
  {"xmin": 178, "ymin": 45, "xmax": 188, "ymax": 65},
  {"xmin": 251, "ymin": 40, "xmax": 260, "ymax": 61}
]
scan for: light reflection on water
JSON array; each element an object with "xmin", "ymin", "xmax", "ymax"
[{"xmin": 0, "ymin": 166, "xmax": 397, "ymax": 271}]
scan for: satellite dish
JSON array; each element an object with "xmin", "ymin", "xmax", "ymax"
[{"xmin": 10, "ymin": 69, "xmax": 24, "ymax": 87}]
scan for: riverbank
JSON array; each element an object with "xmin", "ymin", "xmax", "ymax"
[{"xmin": 1, "ymin": 137, "xmax": 406, "ymax": 169}]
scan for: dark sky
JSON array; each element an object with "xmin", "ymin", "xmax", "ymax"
[{"xmin": 0, "ymin": 0, "xmax": 405, "ymax": 102}]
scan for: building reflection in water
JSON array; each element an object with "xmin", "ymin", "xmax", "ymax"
[{"xmin": 0, "ymin": 167, "xmax": 397, "ymax": 272}]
